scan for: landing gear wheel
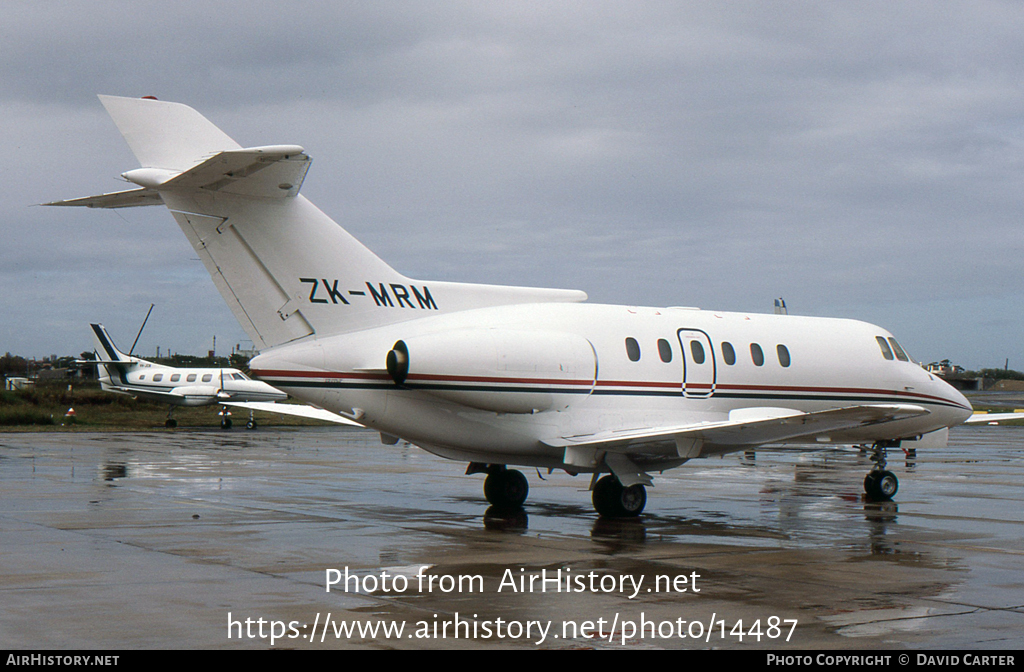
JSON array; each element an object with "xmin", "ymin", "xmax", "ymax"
[
  {"xmin": 165, "ymin": 418, "xmax": 178, "ymax": 429},
  {"xmin": 246, "ymin": 419, "xmax": 257, "ymax": 430},
  {"xmin": 864, "ymin": 470, "xmax": 898, "ymax": 501},
  {"xmin": 220, "ymin": 417, "xmax": 232, "ymax": 430},
  {"xmin": 592, "ymin": 475, "xmax": 646, "ymax": 518},
  {"xmin": 483, "ymin": 468, "xmax": 529, "ymax": 509}
]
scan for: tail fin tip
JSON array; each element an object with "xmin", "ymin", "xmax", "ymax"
[{"xmin": 97, "ymin": 95, "xmax": 241, "ymax": 171}]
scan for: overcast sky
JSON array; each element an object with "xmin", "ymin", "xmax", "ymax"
[{"xmin": 3, "ymin": 2, "xmax": 1023, "ymax": 369}]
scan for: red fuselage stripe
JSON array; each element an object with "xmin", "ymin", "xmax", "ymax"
[{"xmin": 251, "ymin": 368, "xmax": 967, "ymax": 408}]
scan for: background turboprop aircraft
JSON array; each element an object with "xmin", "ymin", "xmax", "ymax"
[
  {"xmin": 89, "ymin": 323, "xmax": 357, "ymax": 429},
  {"xmin": 50, "ymin": 96, "xmax": 987, "ymax": 517}
]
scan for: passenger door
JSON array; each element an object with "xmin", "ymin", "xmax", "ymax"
[{"xmin": 677, "ymin": 329, "xmax": 716, "ymax": 398}]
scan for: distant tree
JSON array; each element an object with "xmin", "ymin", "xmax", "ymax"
[
  {"xmin": 960, "ymin": 368, "xmax": 1024, "ymax": 381},
  {"xmin": 0, "ymin": 353, "xmax": 28, "ymax": 377},
  {"xmin": 980, "ymin": 368, "xmax": 1024, "ymax": 381}
]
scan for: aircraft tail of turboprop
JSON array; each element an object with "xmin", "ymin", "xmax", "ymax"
[
  {"xmin": 89, "ymin": 323, "xmax": 138, "ymax": 389},
  {"xmin": 49, "ymin": 96, "xmax": 587, "ymax": 350}
]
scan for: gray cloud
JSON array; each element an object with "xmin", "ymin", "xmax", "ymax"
[{"xmin": 3, "ymin": 2, "xmax": 1023, "ymax": 368}]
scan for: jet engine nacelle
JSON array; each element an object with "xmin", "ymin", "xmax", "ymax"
[{"xmin": 386, "ymin": 329, "xmax": 597, "ymax": 414}]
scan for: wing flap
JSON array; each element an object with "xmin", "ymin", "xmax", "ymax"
[{"xmin": 604, "ymin": 453, "xmax": 654, "ymax": 487}]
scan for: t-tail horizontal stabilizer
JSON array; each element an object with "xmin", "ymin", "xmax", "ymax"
[{"xmin": 44, "ymin": 145, "xmax": 311, "ymax": 208}]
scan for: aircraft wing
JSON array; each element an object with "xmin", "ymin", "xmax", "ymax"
[
  {"xmin": 965, "ymin": 411, "xmax": 1024, "ymax": 424},
  {"xmin": 544, "ymin": 404, "xmax": 932, "ymax": 455},
  {"xmin": 99, "ymin": 383, "xmax": 189, "ymax": 403},
  {"xmin": 222, "ymin": 401, "xmax": 364, "ymax": 427}
]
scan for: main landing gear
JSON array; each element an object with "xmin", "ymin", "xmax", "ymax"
[
  {"xmin": 481, "ymin": 465, "xmax": 529, "ymax": 509},
  {"xmin": 592, "ymin": 475, "xmax": 647, "ymax": 518},
  {"xmin": 863, "ymin": 440, "xmax": 899, "ymax": 501},
  {"xmin": 469, "ymin": 463, "xmax": 648, "ymax": 517},
  {"xmin": 165, "ymin": 407, "xmax": 177, "ymax": 429}
]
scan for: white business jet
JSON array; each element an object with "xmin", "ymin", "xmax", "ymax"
[
  {"xmin": 89, "ymin": 322, "xmax": 289, "ymax": 428},
  {"xmin": 50, "ymin": 96, "xmax": 975, "ymax": 516}
]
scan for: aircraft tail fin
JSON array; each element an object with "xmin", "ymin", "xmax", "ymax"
[
  {"xmin": 53, "ymin": 98, "xmax": 588, "ymax": 351},
  {"xmin": 90, "ymin": 323, "xmax": 136, "ymax": 388},
  {"xmin": 98, "ymin": 95, "xmax": 241, "ymax": 171},
  {"xmin": 90, "ymin": 323, "xmax": 129, "ymax": 363}
]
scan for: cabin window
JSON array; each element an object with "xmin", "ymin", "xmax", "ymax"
[
  {"xmin": 201, "ymin": 374, "xmax": 213, "ymax": 383},
  {"xmin": 888, "ymin": 337, "xmax": 910, "ymax": 362},
  {"xmin": 721, "ymin": 342, "xmax": 736, "ymax": 365},
  {"xmin": 187, "ymin": 374, "xmax": 197, "ymax": 382},
  {"xmin": 876, "ymin": 336, "xmax": 894, "ymax": 360},
  {"xmin": 139, "ymin": 375, "xmax": 146, "ymax": 380},
  {"xmin": 657, "ymin": 339, "xmax": 672, "ymax": 363},
  {"xmin": 152, "ymin": 374, "xmax": 163, "ymax": 382},
  {"xmin": 625, "ymin": 338, "xmax": 641, "ymax": 362},
  {"xmin": 750, "ymin": 343, "xmax": 764, "ymax": 367},
  {"xmin": 777, "ymin": 344, "xmax": 791, "ymax": 367},
  {"xmin": 170, "ymin": 374, "xmax": 181, "ymax": 382},
  {"xmin": 690, "ymin": 340, "xmax": 706, "ymax": 364}
]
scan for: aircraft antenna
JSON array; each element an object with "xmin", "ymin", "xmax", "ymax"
[{"xmin": 129, "ymin": 304, "xmax": 155, "ymax": 356}]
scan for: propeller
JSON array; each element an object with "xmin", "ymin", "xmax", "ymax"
[{"xmin": 216, "ymin": 368, "xmax": 231, "ymax": 399}]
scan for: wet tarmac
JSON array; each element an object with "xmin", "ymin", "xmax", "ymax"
[{"xmin": 1, "ymin": 425, "xmax": 1022, "ymax": 650}]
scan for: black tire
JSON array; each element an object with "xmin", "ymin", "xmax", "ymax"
[
  {"xmin": 593, "ymin": 475, "xmax": 646, "ymax": 517},
  {"xmin": 221, "ymin": 417, "xmax": 232, "ymax": 430},
  {"xmin": 165, "ymin": 418, "xmax": 178, "ymax": 429},
  {"xmin": 483, "ymin": 469, "xmax": 529, "ymax": 508},
  {"xmin": 876, "ymin": 470, "xmax": 898, "ymax": 499},
  {"xmin": 864, "ymin": 470, "xmax": 898, "ymax": 501},
  {"xmin": 246, "ymin": 419, "xmax": 256, "ymax": 430}
]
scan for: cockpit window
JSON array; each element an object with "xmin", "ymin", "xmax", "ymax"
[
  {"xmin": 876, "ymin": 337, "xmax": 894, "ymax": 360},
  {"xmin": 888, "ymin": 337, "xmax": 910, "ymax": 362},
  {"xmin": 232, "ymin": 373, "xmax": 249, "ymax": 380}
]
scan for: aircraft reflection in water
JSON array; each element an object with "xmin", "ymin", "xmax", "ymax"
[{"xmin": 51, "ymin": 96, "xmax": 976, "ymax": 516}]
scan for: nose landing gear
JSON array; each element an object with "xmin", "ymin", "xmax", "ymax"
[
  {"xmin": 219, "ymin": 407, "xmax": 232, "ymax": 430},
  {"xmin": 864, "ymin": 440, "xmax": 900, "ymax": 501}
]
